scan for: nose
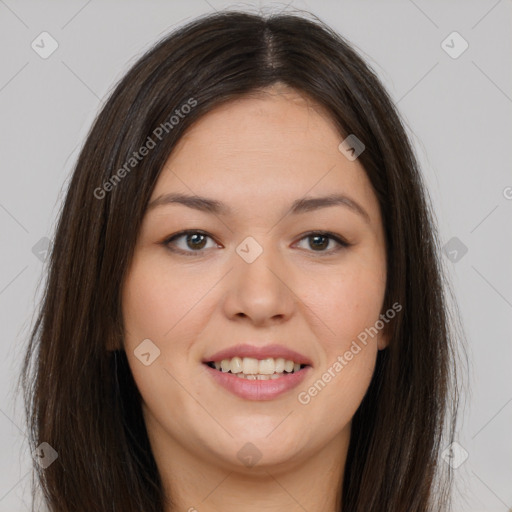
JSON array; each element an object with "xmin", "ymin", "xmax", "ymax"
[{"xmin": 221, "ymin": 242, "xmax": 296, "ymax": 326}]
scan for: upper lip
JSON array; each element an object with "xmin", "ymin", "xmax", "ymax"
[{"xmin": 203, "ymin": 343, "xmax": 313, "ymax": 366}]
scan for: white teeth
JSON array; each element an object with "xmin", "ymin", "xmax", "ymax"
[
  {"xmin": 274, "ymin": 358, "xmax": 285, "ymax": 373},
  {"xmin": 235, "ymin": 372, "xmax": 286, "ymax": 380},
  {"xmin": 242, "ymin": 357, "xmax": 259, "ymax": 374},
  {"xmin": 230, "ymin": 356, "xmax": 243, "ymax": 373},
  {"xmin": 258, "ymin": 358, "xmax": 275, "ymax": 375},
  {"xmin": 209, "ymin": 356, "xmax": 306, "ymax": 376}
]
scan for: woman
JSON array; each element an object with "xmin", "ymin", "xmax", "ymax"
[{"xmin": 19, "ymin": 9, "xmax": 462, "ymax": 512}]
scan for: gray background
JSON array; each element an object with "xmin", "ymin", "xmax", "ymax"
[{"xmin": 1, "ymin": 0, "xmax": 511, "ymax": 510}]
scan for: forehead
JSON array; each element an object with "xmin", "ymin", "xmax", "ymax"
[
  {"xmin": 151, "ymin": 86, "xmax": 380, "ymax": 227},
  {"xmin": 171, "ymin": 85, "xmax": 342, "ymax": 163}
]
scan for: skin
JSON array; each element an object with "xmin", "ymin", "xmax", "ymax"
[{"xmin": 120, "ymin": 83, "xmax": 389, "ymax": 512}]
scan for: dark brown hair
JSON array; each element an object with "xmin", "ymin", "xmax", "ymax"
[{"xmin": 19, "ymin": 9, "xmax": 462, "ymax": 511}]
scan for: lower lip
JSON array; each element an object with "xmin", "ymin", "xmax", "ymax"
[{"xmin": 203, "ymin": 364, "xmax": 311, "ymax": 401}]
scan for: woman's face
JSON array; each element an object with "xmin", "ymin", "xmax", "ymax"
[{"xmin": 121, "ymin": 84, "xmax": 388, "ymax": 475}]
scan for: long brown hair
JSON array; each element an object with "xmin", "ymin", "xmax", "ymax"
[{"xmin": 19, "ymin": 9, "xmax": 463, "ymax": 511}]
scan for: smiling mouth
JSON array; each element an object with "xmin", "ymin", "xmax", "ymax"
[{"xmin": 205, "ymin": 356, "xmax": 309, "ymax": 380}]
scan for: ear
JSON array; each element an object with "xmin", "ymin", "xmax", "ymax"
[{"xmin": 377, "ymin": 326, "xmax": 390, "ymax": 351}]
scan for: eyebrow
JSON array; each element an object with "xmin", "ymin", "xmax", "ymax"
[{"xmin": 146, "ymin": 192, "xmax": 370, "ymax": 223}]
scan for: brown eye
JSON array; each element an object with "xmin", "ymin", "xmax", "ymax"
[
  {"xmin": 164, "ymin": 230, "xmax": 218, "ymax": 256},
  {"xmin": 184, "ymin": 233, "xmax": 208, "ymax": 250},
  {"xmin": 308, "ymin": 234, "xmax": 330, "ymax": 251},
  {"xmin": 295, "ymin": 231, "xmax": 349, "ymax": 254}
]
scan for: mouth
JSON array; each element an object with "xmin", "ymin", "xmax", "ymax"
[
  {"xmin": 204, "ymin": 357, "xmax": 310, "ymax": 380},
  {"xmin": 202, "ymin": 355, "xmax": 312, "ymax": 401}
]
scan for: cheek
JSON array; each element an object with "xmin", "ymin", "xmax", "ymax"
[
  {"xmin": 296, "ymin": 272, "xmax": 382, "ymax": 433},
  {"xmin": 121, "ymin": 254, "xmax": 208, "ymax": 345},
  {"xmin": 304, "ymin": 259, "xmax": 386, "ymax": 349},
  {"xmin": 294, "ymin": 254, "xmax": 385, "ymax": 427},
  {"xmin": 121, "ymin": 255, "xmax": 220, "ymax": 397},
  {"xmin": 120, "ymin": 259, "xmax": 200, "ymax": 420}
]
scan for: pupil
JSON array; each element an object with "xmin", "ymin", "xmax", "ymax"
[
  {"xmin": 310, "ymin": 235, "xmax": 328, "ymax": 250},
  {"xmin": 188, "ymin": 233, "xmax": 206, "ymax": 250}
]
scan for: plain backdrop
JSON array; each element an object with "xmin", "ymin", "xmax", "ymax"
[{"xmin": 0, "ymin": 1, "xmax": 511, "ymax": 510}]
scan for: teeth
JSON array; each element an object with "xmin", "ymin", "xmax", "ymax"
[
  {"xmin": 209, "ymin": 356, "xmax": 305, "ymax": 376},
  {"xmin": 258, "ymin": 358, "xmax": 275, "ymax": 375},
  {"xmin": 236, "ymin": 372, "xmax": 286, "ymax": 380},
  {"xmin": 242, "ymin": 357, "xmax": 259, "ymax": 375},
  {"xmin": 230, "ymin": 356, "xmax": 243, "ymax": 373}
]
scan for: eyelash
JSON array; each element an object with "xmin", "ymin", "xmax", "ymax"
[{"xmin": 162, "ymin": 230, "xmax": 350, "ymax": 257}]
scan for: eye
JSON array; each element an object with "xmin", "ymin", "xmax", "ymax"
[
  {"xmin": 163, "ymin": 230, "xmax": 219, "ymax": 256},
  {"xmin": 294, "ymin": 231, "xmax": 350, "ymax": 254},
  {"xmin": 163, "ymin": 230, "xmax": 350, "ymax": 257}
]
